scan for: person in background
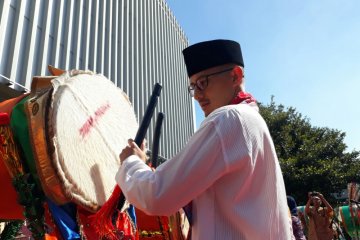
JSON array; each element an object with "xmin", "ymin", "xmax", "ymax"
[
  {"xmin": 117, "ymin": 39, "xmax": 293, "ymax": 239},
  {"xmin": 298, "ymin": 209, "xmax": 309, "ymax": 237},
  {"xmin": 287, "ymin": 196, "xmax": 307, "ymax": 240},
  {"xmin": 305, "ymin": 191, "xmax": 335, "ymax": 240}
]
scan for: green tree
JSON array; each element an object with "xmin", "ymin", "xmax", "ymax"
[{"xmin": 259, "ymin": 97, "xmax": 360, "ymax": 205}]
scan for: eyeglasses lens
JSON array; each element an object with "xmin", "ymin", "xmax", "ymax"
[{"xmin": 196, "ymin": 78, "xmax": 207, "ymax": 90}]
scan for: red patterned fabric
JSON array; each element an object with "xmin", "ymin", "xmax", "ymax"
[
  {"xmin": 0, "ymin": 94, "xmax": 29, "ymax": 220},
  {"xmin": 86, "ymin": 196, "xmax": 137, "ymax": 240},
  {"xmin": 136, "ymin": 208, "xmax": 171, "ymax": 239}
]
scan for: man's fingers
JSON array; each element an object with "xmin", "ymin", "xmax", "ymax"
[
  {"xmin": 140, "ymin": 139, "xmax": 147, "ymax": 151},
  {"xmin": 128, "ymin": 139, "xmax": 141, "ymax": 150},
  {"xmin": 130, "ymin": 141, "xmax": 141, "ymax": 150}
]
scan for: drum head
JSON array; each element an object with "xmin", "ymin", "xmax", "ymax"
[{"xmin": 47, "ymin": 71, "xmax": 138, "ymax": 212}]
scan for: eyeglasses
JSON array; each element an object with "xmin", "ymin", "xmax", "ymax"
[{"xmin": 187, "ymin": 68, "xmax": 234, "ymax": 97}]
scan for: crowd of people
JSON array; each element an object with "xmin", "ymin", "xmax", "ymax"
[{"xmin": 287, "ymin": 192, "xmax": 355, "ymax": 240}]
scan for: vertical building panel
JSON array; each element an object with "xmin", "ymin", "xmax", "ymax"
[
  {"xmin": 163, "ymin": 3, "xmax": 171, "ymax": 156},
  {"xmin": 111, "ymin": 0, "xmax": 118, "ymax": 84},
  {"xmin": 73, "ymin": 0, "xmax": 83, "ymax": 70},
  {"xmin": 97, "ymin": 0, "xmax": 106, "ymax": 74},
  {"xmin": 89, "ymin": 0, "xmax": 98, "ymax": 71},
  {"xmin": 134, "ymin": 0, "xmax": 139, "ymax": 117},
  {"xmin": 105, "ymin": 0, "xmax": 112, "ymax": 79},
  {"xmin": 124, "ymin": 0, "xmax": 129, "ymax": 94},
  {"xmin": 23, "ymin": 0, "xmax": 40, "ymax": 89},
  {"xmin": 81, "ymin": 0, "xmax": 91, "ymax": 70},
  {"xmin": 8, "ymin": 0, "xmax": 26, "ymax": 85},
  {"xmin": 129, "ymin": 0, "xmax": 134, "ymax": 107},
  {"xmin": 138, "ymin": 0, "xmax": 144, "ymax": 120},
  {"xmin": 0, "ymin": 0, "xmax": 11, "ymax": 81},
  {"xmin": 38, "ymin": 0, "xmax": 53, "ymax": 75},
  {"xmin": 63, "ymin": 0, "xmax": 74, "ymax": 69},
  {"xmin": 118, "ymin": 0, "xmax": 124, "ymax": 89},
  {"xmin": 129, "ymin": 0, "xmax": 133, "ymax": 100},
  {"xmin": 51, "ymin": 0, "xmax": 64, "ymax": 69}
]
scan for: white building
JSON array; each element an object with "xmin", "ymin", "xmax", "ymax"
[{"xmin": 0, "ymin": 0, "xmax": 196, "ymax": 159}]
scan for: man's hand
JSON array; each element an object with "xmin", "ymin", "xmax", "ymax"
[
  {"xmin": 318, "ymin": 193, "xmax": 324, "ymax": 199},
  {"xmin": 120, "ymin": 139, "xmax": 148, "ymax": 164}
]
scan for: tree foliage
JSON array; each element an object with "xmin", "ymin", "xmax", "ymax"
[{"xmin": 259, "ymin": 97, "xmax": 360, "ymax": 205}]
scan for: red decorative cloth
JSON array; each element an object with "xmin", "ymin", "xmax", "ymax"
[
  {"xmin": 230, "ymin": 91, "xmax": 257, "ymax": 105},
  {"xmin": 86, "ymin": 207, "xmax": 138, "ymax": 240},
  {"xmin": 90, "ymin": 186, "xmax": 137, "ymax": 239}
]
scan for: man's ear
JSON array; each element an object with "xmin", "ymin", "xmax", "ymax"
[{"xmin": 232, "ymin": 66, "xmax": 243, "ymax": 85}]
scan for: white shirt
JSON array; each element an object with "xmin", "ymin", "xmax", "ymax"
[{"xmin": 116, "ymin": 103, "xmax": 292, "ymax": 239}]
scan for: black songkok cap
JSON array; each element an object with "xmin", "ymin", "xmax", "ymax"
[{"xmin": 182, "ymin": 39, "xmax": 244, "ymax": 77}]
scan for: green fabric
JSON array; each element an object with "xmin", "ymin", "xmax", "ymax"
[
  {"xmin": 297, "ymin": 205, "xmax": 309, "ymax": 225},
  {"xmin": 341, "ymin": 206, "xmax": 359, "ymax": 237},
  {"xmin": 10, "ymin": 96, "xmax": 46, "ymax": 238},
  {"xmin": 10, "ymin": 96, "xmax": 42, "ymax": 192}
]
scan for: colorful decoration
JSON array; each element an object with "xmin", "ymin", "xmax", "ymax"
[{"xmin": 0, "ymin": 68, "xmax": 188, "ymax": 239}]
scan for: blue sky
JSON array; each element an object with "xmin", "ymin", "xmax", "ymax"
[{"xmin": 167, "ymin": 0, "xmax": 360, "ymax": 152}]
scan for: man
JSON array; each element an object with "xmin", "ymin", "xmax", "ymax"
[
  {"xmin": 117, "ymin": 39, "xmax": 292, "ymax": 239},
  {"xmin": 305, "ymin": 192, "xmax": 334, "ymax": 240}
]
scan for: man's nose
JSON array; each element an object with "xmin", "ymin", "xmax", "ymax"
[{"xmin": 193, "ymin": 87, "xmax": 204, "ymax": 100}]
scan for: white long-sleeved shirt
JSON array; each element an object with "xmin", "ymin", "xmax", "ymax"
[{"xmin": 116, "ymin": 102, "xmax": 292, "ymax": 239}]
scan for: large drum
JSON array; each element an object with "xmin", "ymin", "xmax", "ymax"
[
  {"xmin": 25, "ymin": 70, "xmax": 138, "ymax": 212},
  {"xmin": 1, "ymin": 69, "xmax": 189, "ymax": 239}
]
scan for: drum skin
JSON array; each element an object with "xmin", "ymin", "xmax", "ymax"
[{"xmin": 27, "ymin": 70, "xmax": 138, "ymax": 212}]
